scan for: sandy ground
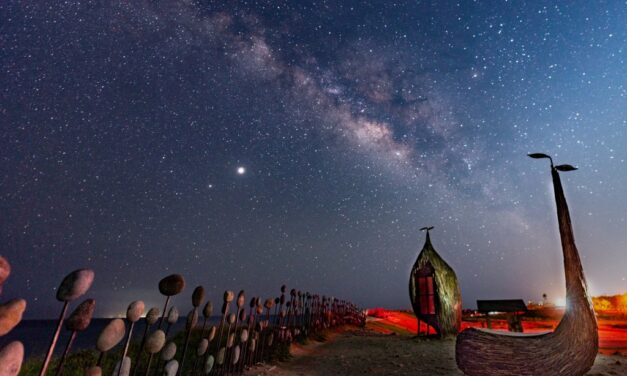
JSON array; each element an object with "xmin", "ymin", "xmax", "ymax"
[{"xmin": 245, "ymin": 326, "xmax": 627, "ymax": 376}]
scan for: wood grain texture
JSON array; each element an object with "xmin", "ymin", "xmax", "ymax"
[{"xmin": 455, "ymin": 167, "xmax": 598, "ymax": 375}]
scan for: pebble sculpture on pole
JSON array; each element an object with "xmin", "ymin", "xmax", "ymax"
[
  {"xmin": 132, "ymin": 307, "xmax": 159, "ymax": 376},
  {"xmin": 55, "ymin": 298, "xmax": 96, "ymax": 376},
  {"xmin": 0, "ymin": 341, "xmax": 24, "ymax": 376},
  {"xmin": 143, "ymin": 329, "xmax": 166, "ymax": 375},
  {"xmin": 157, "ymin": 274, "xmax": 185, "ymax": 329},
  {"xmin": 117, "ymin": 300, "xmax": 145, "ymax": 376},
  {"xmin": 96, "ymin": 318, "xmax": 126, "ymax": 366},
  {"xmin": 178, "ymin": 285, "xmax": 204, "ymax": 374},
  {"xmin": 0, "ymin": 256, "xmax": 25, "ymax": 376},
  {"xmin": 39, "ymin": 268, "xmax": 94, "ymax": 376}
]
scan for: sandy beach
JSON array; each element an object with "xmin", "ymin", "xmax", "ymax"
[{"xmin": 245, "ymin": 324, "xmax": 626, "ymax": 376}]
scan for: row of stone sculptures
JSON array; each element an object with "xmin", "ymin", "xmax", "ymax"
[{"xmin": 0, "ymin": 261, "xmax": 365, "ymax": 375}]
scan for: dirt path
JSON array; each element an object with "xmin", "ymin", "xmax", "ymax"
[{"xmin": 245, "ymin": 327, "xmax": 626, "ymax": 376}]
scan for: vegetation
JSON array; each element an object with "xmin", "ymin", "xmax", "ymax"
[{"xmin": 592, "ymin": 293, "xmax": 627, "ymax": 313}]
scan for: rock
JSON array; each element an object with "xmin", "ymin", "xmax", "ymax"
[
  {"xmin": 163, "ymin": 359, "xmax": 179, "ymax": 376},
  {"xmin": 202, "ymin": 301, "xmax": 213, "ymax": 318},
  {"xmin": 240, "ymin": 328, "xmax": 249, "ymax": 342},
  {"xmin": 204, "ymin": 355, "xmax": 215, "ymax": 373},
  {"xmin": 145, "ymin": 307, "xmax": 159, "ymax": 325},
  {"xmin": 197, "ymin": 338, "xmax": 208, "ymax": 356},
  {"xmin": 216, "ymin": 347, "xmax": 226, "ymax": 365},
  {"xmin": 186, "ymin": 309, "xmax": 198, "ymax": 330},
  {"xmin": 0, "ymin": 341, "xmax": 23, "ymax": 376},
  {"xmin": 223, "ymin": 290, "xmax": 234, "ymax": 303},
  {"xmin": 158, "ymin": 274, "xmax": 185, "ymax": 296},
  {"xmin": 145, "ymin": 330, "xmax": 166, "ymax": 353},
  {"xmin": 237, "ymin": 291, "xmax": 245, "ymax": 308},
  {"xmin": 0, "ymin": 256, "xmax": 10, "ymax": 292},
  {"xmin": 96, "ymin": 319, "xmax": 125, "ymax": 352},
  {"xmin": 161, "ymin": 341, "xmax": 177, "ymax": 361},
  {"xmin": 264, "ymin": 298, "xmax": 274, "ymax": 309},
  {"xmin": 112, "ymin": 356, "xmax": 131, "ymax": 376},
  {"xmin": 231, "ymin": 345, "xmax": 240, "ymax": 364},
  {"xmin": 227, "ymin": 333, "xmax": 235, "ymax": 348},
  {"xmin": 207, "ymin": 325, "xmax": 216, "ymax": 341},
  {"xmin": 167, "ymin": 306, "xmax": 179, "ymax": 325},
  {"xmin": 192, "ymin": 286, "xmax": 205, "ymax": 307},
  {"xmin": 56, "ymin": 269, "xmax": 94, "ymax": 302},
  {"xmin": 0, "ymin": 299, "xmax": 26, "ymax": 336},
  {"xmin": 66, "ymin": 298, "xmax": 96, "ymax": 332},
  {"xmin": 85, "ymin": 366, "xmax": 101, "ymax": 376},
  {"xmin": 126, "ymin": 301, "xmax": 145, "ymax": 323}
]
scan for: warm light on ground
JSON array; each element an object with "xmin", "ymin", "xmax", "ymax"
[{"xmin": 367, "ymin": 308, "xmax": 627, "ymax": 355}]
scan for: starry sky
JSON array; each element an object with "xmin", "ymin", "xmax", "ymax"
[{"xmin": 1, "ymin": 1, "xmax": 625, "ymax": 318}]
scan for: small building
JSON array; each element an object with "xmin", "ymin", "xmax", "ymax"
[
  {"xmin": 476, "ymin": 299, "xmax": 528, "ymax": 332},
  {"xmin": 409, "ymin": 227, "xmax": 462, "ymax": 337}
]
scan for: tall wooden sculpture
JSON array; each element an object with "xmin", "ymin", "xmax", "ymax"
[
  {"xmin": 409, "ymin": 227, "xmax": 462, "ymax": 337},
  {"xmin": 455, "ymin": 154, "xmax": 598, "ymax": 375}
]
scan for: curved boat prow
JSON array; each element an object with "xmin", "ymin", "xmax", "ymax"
[{"xmin": 455, "ymin": 154, "xmax": 598, "ymax": 376}]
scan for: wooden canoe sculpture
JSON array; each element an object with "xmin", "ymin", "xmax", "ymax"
[
  {"xmin": 409, "ymin": 227, "xmax": 462, "ymax": 337},
  {"xmin": 455, "ymin": 154, "xmax": 598, "ymax": 376}
]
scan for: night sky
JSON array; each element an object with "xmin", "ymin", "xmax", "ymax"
[{"xmin": 1, "ymin": 1, "xmax": 625, "ymax": 318}]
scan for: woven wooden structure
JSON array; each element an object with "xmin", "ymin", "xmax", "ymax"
[
  {"xmin": 409, "ymin": 228, "xmax": 461, "ymax": 337},
  {"xmin": 455, "ymin": 157, "xmax": 598, "ymax": 375}
]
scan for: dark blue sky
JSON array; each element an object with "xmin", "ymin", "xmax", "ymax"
[{"xmin": 1, "ymin": 1, "xmax": 625, "ymax": 318}]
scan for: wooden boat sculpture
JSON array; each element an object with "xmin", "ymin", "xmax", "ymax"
[
  {"xmin": 455, "ymin": 154, "xmax": 598, "ymax": 376},
  {"xmin": 409, "ymin": 227, "xmax": 462, "ymax": 338}
]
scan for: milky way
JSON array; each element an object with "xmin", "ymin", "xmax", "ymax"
[{"xmin": 1, "ymin": 1, "xmax": 625, "ymax": 317}]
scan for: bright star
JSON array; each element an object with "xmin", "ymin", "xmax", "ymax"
[{"xmin": 237, "ymin": 166, "xmax": 246, "ymax": 175}]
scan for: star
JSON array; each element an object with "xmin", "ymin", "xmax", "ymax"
[{"xmin": 237, "ymin": 166, "xmax": 246, "ymax": 175}]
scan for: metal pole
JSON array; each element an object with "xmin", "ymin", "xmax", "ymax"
[
  {"xmin": 54, "ymin": 330, "xmax": 77, "ymax": 376},
  {"xmin": 117, "ymin": 321, "xmax": 135, "ymax": 376},
  {"xmin": 39, "ymin": 301, "xmax": 70, "ymax": 376}
]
